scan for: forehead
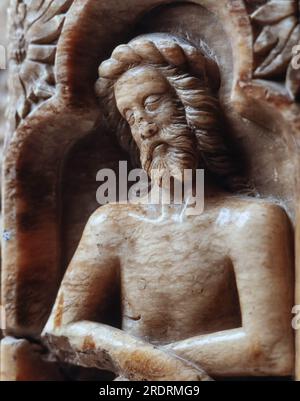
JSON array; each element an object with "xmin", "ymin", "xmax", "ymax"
[{"xmin": 114, "ymin": 66, "xmax": 169, "ymax": 111}]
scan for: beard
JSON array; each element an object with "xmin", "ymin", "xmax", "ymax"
[{"xmin": 140, "ymin": 123, "xmax": 198, "ymax": 187}]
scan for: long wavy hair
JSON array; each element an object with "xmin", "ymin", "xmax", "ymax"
[{"xmin": 96, "ymin": 34, "xmax": 250, "ymax": 193}]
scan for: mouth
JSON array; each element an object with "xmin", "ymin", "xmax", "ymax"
[
  {"xmin": 147, "ymin": 139, "xmax": 168, "ymax": 154},
  {"xmin": 142, "ymin": 141, "xmax": 168, "ymax": 172},
  {"xmin": 151, "ymin": 142, "xmax": 168, "ymax": 158}
]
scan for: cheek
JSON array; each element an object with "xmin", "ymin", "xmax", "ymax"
[{"xmin": 154, "ymin": 102, "xmax": 177, "ymax": 126}]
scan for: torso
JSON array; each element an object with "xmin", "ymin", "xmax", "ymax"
[{"xmin": 118, "ymin": 198, "xmax": 246, "ymax": 344}]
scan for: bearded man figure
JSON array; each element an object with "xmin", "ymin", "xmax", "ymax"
[{"xmin": 42, "ymin": 34, "xmax": 294, "ymax": 381}]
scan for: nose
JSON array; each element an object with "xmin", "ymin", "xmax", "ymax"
[{"xmin": 134, "ymin": 110, "xmax": 158, "ymax": 139}]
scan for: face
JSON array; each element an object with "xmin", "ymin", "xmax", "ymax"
[
  {"xmin": 115, "ymin": 66, "xmax": 177, "ymax": 143},
  {"xmin": 115, "ymin": 66, "xmax": 197, "ymax": 183}
]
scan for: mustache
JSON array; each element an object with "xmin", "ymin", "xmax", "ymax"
[{"xmin": 141, "ymin": 124, "xmax": 198, "ymax": 181}]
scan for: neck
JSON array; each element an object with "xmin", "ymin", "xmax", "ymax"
[{"xmin": 147, "ymin": 179, "xmax": 227, "ymax": 207}]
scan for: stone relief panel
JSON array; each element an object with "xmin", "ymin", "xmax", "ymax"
[
  {"xmin": 43, "ymin": 33, "xmax": 294, "ymax": 381},
  {"xmin": 1, "ymin": 0, "xmax": 299, "ymax": 381}
]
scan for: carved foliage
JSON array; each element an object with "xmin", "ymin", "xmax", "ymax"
[
  {"xmin": 251, "ymin": 0, "xmax": 300, "ymax": 100},
  {"xmin": 9, "ymin": 0, "xmax": 74, "ymax": 127}
]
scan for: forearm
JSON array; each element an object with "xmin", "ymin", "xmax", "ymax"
[
  {"xmin": 163, "ymin": 328, "xmax": 269, "ymax": 377},
  {"xmin": 43, "ymin": 321, "xmax": 210, "ymax": 381}
]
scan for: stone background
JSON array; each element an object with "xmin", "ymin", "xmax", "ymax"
[
  {"xmin": 0, "ymin": 1, "xmax": 8, "ymax": 170},
  {"xmin": 0, "ymin": 0, "xmax": 9, "ymax": 339}
]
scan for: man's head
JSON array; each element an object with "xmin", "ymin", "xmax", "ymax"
[
  {"xmin": 114, "ymin": 65, "xmax": 198, "ymax": 183},
  {"xmin": 96, "ymin": 34, "xmax": 245, "ymax": 190}
]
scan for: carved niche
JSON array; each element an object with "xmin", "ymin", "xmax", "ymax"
[{"xmin": 1, "ymin": 0, "xmax": 300, "ymax": 381}]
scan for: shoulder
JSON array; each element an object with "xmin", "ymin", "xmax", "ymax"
[
  {"xmin": 213, "ymin": 197, "xmax": 292, "ymax": 254},
  {"xmin": 214, "ymin": 196, "xmax": 289, "ymax": 222},
  {"xmin": 229, "ymin": 197, "xmax": 289, "ymax": 225},
  {"xmin": 85, "ymin": 203, "xmax": 147, "ymax": 233},
  {"xmin": 223, "ymin": 198, "xmax": 294, "ymax": 278},
  {"xmin": 207, "ymin": 196, "xmax": 291, "ymax": 237}
]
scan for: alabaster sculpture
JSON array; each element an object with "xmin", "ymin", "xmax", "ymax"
[
  {"xmin": 42, "ymin": 35, "xmax": 294, "ymax": 381},
  {"xmin": 1, "ymin": 0, "xmax": 300, "ymax": 381}
]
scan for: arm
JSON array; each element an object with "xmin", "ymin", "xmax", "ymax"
[
  {"xmin": 164, "ymin": 204, "xmax": 294, "ymax": 377},
  {"xmin": 42, "ymin": 207, "xmax": 210, "ymax": 381}
]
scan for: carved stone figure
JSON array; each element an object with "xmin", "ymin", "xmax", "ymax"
[
  {"xmin": 1, "ymin": 0, "xmax": 300, "ymax": 382},
  {"xmin": 42, "ymin": 35, "xmax": 294, "ymax": 381}
]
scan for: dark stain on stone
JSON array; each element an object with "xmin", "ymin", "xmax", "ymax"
[
  {"xmin": 17, "ymin": 167, "xmax": 54, "ymax": 206},
  {"xmin": 16, "ymin": 266, "xmax": 57, "ymax": 330},
  {"xmin": 54, "ymin": 293, "xmax": 64, "ymax": 329},
  {"xmin": 16, "ymin": 166, "xmax": 56, "ymax": 232},
  {"xmin": 82, "ymin": 335, "xmax": 96, "ymax": 351}
]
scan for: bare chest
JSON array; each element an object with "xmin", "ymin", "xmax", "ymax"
[{"xmin": 120, "ymin": 220, "xmax": 240, "ymax": 343}]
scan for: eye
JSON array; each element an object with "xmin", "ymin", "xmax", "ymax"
[
  {"xmin": 124, "ymin": 109, "xmax": 135, "ymax": 126},
  {"xmin": 144, "ymin": 95, "xmax": 163, "ymax": 112}
]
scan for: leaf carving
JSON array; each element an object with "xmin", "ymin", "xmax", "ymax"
[
  {"xmin": 251, "ymin": 0, "xmax": 300, "ymax": 101},
  {"xmin": 251, "ymin": 0, "xmax": 296, "ymax": 24},
  {"xmin": 9, "ymin": 0, "xmax": 74, "ymax": 127}
]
